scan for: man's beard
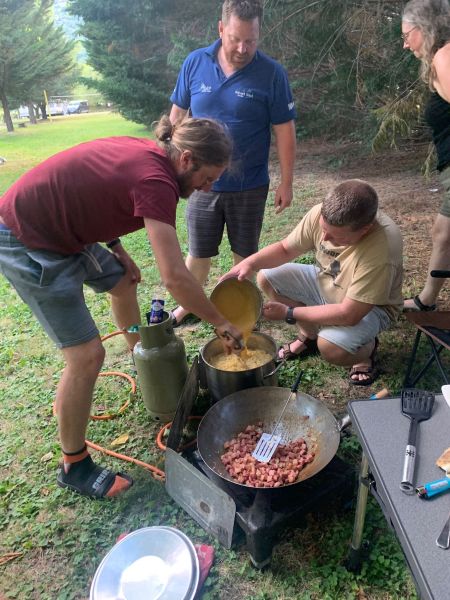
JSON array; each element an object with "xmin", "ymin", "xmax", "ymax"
[{"xmin": 177, "ymin": 170, "xmax": 195, "ymax": 199}]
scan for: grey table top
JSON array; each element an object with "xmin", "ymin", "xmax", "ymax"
[{"xmin": 348, "ymin": 395, "xmax": 450, "ymax": 600}]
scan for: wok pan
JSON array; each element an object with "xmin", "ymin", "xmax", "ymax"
[{"xmin": 197, "ymin": 386, "xmax": 350, "ymax": 491}]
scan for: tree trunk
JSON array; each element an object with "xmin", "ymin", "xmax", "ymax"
[
  {"xmin": 0, "ymin": 90, "xmax": 14, "ymax": 132},
  {"xmin": 38, "ymin": 102, "xmax": 48, "ymax": 119},
  {"xmin": 28, "ymin": 102, "xmax": 37, "ymax": 124}
]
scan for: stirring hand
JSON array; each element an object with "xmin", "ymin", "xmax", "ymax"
[{"xmin": 214, "ymin": 329, "xmax": 244, "ymax": 353}]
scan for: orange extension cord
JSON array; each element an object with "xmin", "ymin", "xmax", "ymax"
[{"xmin": 54, "ymin": 330, "xmax": 199, "ymax": 482}]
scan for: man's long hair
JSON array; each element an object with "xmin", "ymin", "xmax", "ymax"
[{"xmin": 154, "ymin": 115, "xmax": 233, "ymax": 169}]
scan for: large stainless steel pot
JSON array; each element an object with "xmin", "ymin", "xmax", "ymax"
[
  {"xmin": 197, "ymin": 386, "xmax": 351, "ymax": 491},
  {"xmin": 199, "ymin": 332, "xmax": 283, "ymax": 403}
]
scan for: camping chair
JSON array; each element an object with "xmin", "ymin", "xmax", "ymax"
[{"xmin": 403, "ymin": 270, "xmax": 450, "ymax": 387}]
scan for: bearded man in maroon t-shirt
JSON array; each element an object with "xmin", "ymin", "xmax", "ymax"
[{"xmin": 0, "ymin": 115, "xmax": 242, "ymax": 499}]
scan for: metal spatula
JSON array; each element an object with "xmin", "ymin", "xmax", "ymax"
[
  {"xmin": 252, "ymin": 370, "xmax": 303, "ymax": 463},
  {"xmin": 437, "ymin": 510, "xmax": 450, "ymax": 549},
  {"xmin": 400, "ymin": 388, "xmax": 435, "ymax": 494}
]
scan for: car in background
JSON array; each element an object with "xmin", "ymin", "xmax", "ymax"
[
  {"xmin": 47, "ymin": 101, "xmax": 68, "ymax": 116},
  {"xmin": 67, "ymin": 100, "xmax": 89, "ymax": 114}
]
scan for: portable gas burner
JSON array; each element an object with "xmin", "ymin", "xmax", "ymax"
[{"xmin": 165, "ymin": 359, "xmax": 356, "ymax": 568}]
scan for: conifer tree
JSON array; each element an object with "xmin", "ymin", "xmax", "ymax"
[
  {"xmin": 68, "ymin": 0, "xmax": 425, "ymax": 145},
  {"xmin": 68, "ymin": 0, "xmax": 214, "ymax": 126},
  {"xmin": 0, "ymin": 0, "xmax": 75, "ymax": 132}
]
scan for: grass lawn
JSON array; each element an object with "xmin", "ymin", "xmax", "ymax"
[
  {"xmin": 0, "ymin": 112, "xmax": 149, "ymax": 189},
  {"xmin": 0, "ymin": 112, "xmax": 434, "ymax": 599}
]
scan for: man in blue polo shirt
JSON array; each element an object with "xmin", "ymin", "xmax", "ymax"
[{"xmin": 169, "ymin": 0, "xmax": 297, "ymax": 326}]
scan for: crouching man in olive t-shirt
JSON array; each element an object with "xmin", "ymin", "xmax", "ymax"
[{"xmin": 223, "ymin": 179, "xmax": 403, "ymax": 386}]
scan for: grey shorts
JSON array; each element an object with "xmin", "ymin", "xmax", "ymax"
[
  {"xmin": 0, "ymin": 228, "xmax": 125, "ymax": 348},
  {"xmin": 262, "ymin": 263, "xmax": 392, "ymax": 354},
  {"xmin": 438, "ymin": 165, "xmax": 450, "ymax": 218},
  {"xmin": 186, "ymin": 185, "xmax": 269, "ymax": 258}
]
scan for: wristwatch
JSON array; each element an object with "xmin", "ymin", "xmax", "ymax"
[{"xmin": 285, "ymin": 306, "xmax": 296, "ymax": 325}]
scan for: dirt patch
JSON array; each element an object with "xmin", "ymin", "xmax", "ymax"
[{"xmin": 292, "ymin": 139, "xmax": 446, "ymax": 304}]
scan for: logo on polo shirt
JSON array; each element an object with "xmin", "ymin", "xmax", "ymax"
[
  {"xmin": 200, "ymin": 83, "xmax": 212, "ymax": 93},
  {"xmin": 235, "ymin": 88, "xmax": 254, "ymax": 99},
  {"xmin": 288, "ymin": 101, "xmax": 295, "ymax": 111}
]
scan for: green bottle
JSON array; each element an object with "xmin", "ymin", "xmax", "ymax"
[{"xmin": 133, "ymin": 312, "xmax": 188, "ymax": 421}]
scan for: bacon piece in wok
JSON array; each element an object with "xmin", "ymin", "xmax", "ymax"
[{"xmin": 221, "ymin": 424, "xmax": 314, "ymax": 487}]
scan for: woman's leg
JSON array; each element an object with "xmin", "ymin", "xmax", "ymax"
[{"xmin": 404, "ymin": 213, "xmax": 450, "ymax": 309}]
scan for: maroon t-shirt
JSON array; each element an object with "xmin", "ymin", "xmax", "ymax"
[{"xmin": 0, "ymin": 136, "xmax": 180, "ymax": 254}]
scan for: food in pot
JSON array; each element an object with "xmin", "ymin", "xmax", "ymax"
[
  {"xmin": 221, "ymin": 424, "xmax": 314, "ymax": 487},
  {"xmin": 210, "ymin": 348, "xmax": 271, "ymax": 371}
]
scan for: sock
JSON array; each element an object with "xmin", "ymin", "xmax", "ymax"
[
  {"xmin": 62, "ymin": 445, "xmax": 89, "ymax": 474},
  {"xmin": 61, "ymin": 446, "xmax": 132, "ymax": 497}
]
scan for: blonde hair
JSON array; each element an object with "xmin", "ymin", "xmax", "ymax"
[
  {"xmin": 154, "ymin": 115, "xmax": 232, "ymax": 169},
  {"xmin": 402, "ymin": 0, "xmax": 450, "ymax": 89},
  {"xmin": 321, "ymin": 179, "xmax": 378, "ymax": 231}
]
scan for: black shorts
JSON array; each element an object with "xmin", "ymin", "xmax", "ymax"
[{"xmin": 186, "ymin": 185, "xmax": 269, "ymax": 258}]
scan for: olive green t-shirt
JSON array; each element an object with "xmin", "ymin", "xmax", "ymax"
[{"xmin": 285, "ymin": 204, "xmax": 403, "ymax": 321}]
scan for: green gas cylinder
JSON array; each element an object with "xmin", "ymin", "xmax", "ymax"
[{"xmin": 133, "ymin": 312, "xmax": 188, "ymax": 421}]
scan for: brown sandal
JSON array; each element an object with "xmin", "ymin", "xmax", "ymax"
[
  {"xmin": 278, "ymin": 334, "xmax": 319, "ymax": 361},
  {"xmin": 349, "ymin": 338, "xmax": 379, "ymax": 386}
]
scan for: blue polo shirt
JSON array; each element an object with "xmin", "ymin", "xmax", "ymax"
[{"xmin": 170, "ymin": 40, "xmax": 296, "ymax": 192}]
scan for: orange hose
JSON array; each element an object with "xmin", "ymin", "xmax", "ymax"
[
  {"xmin": 92, "ymin": 330, "xmax": 136, "ymax": 420},
  {"xmin": 91, "ymin": 354, "xmax": 166, "ymax": 478},
  {"xmin": 91, "ymin": 371, "xmax": 136, "ymax": 420},
  {"xmin": 156, "ymin": 416, "xmax": 202, "ymax": 452},
  {"xmin": 86, "ymin": 440, "xmax": 165, "ymax": 480},
  {"xmin": 156, "ymin": 422, "xmax": 172, "ymax": 450},
  {"xmin": 100, "ymin": 329, "xmax": 131, "ymax": 341},
  {"xmin": 54, "ymin": 368, "xmax": 167, "ymax": 481},
  {"xmin": 52, "ymin": 370, "xmax": 136, "ymax": 421},
  {"xmin": 53, "ymin": 329, "xmax": 199, "ymax": 482}
]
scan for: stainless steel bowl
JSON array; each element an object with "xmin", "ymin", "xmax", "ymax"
[
  {"xmin": 200, "ymin": 331, "xmax": 280, "ymax": 403},
  {"xmin": 90, "ymin": 526, "xmax": 199, "ymax": 600}
]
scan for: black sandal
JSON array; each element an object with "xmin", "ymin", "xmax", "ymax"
[
  {"xmin": 171, "ymin": 307, "xmax": 201, "ymax": 328},
  {"xmin": 404, "ymin": 295, "xmax": 436, "ymax": 312},
  {"xmin": 57, "ymin": 455, "xmax": 133, "ymax": 499},
  {"xmin": 278, "ymin": 334, "xmax": 319, "ymax": 361},
  {"xmin": 349, "ymin": 338, "xmax": 379, "ymax": 386}
]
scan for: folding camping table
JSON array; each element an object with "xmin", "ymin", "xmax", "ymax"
[
  {"xmin": 403, "ymin": 312, "xmax": 450, "ymax": 387},
  {"xmin": 347, "ymin": 394, "xmax": 450, "ymax": 600}
]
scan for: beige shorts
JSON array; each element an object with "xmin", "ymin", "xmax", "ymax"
[{"xmin": 262, "ymin": 263, "xmax": 392, "ymax": 354}]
